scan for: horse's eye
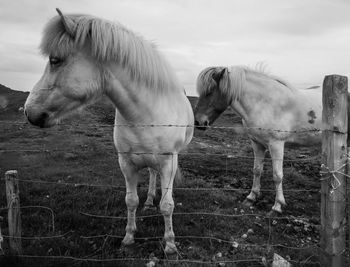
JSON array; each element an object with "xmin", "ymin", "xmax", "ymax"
[{"xmin": 49, "ymin": 57, "xmax": 62, "ymax": 66}]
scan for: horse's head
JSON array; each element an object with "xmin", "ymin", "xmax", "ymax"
[
  {"xmin": 194, "ymin": 67, "xmax": 231, "ymax": 130},
  {"xmin": 24, "ymin": 9, "xmax": 104, "ymax": 128}
]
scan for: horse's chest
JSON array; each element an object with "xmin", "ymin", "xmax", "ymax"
[{"xmin": 114, "ymin": 127, "xmax": 185, "ymax": 154}]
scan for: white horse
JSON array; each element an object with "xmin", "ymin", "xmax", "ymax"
[
  {"xmin": 194, "ymin": 66, "xmax": 323, "ymax": 214},
  {"xmin": 24, "ymin": 9, "xmax": 193, "ymax": 254}
]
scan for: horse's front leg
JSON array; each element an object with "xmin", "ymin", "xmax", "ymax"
[
  {"xmin": 244, "ymin": 139, "xmax": 266, "ymax": 206},
  {"xmin": 143, "ymin": 168, "xmax": 157, "ymax": 211},
  {"xmin": 269, "ymin": 141, "xmax": 286, "ymax": 213},
  {"xmin": 159, "ymin": 154, "xmax": 178, "ymax": 255},
  {"xmin": 119, "ymin": 156, "xmax": 140, "ymax": 246}
]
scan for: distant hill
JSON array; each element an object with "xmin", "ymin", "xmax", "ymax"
[
  {"xmin": 0, "ymin": 84, "xmax": 29, "ymax": 120},
  {"xmin": 88, "ymin": 95, "xmax": 199, "ymax": 125},
  {"xmin": 0, "ymin": 84, "xmax": 201, "ymax": 123}
]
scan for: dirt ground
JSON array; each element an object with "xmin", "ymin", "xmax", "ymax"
[{"xmin": 0, "ymin": 90, "xmax": 348, "ymax": 266}]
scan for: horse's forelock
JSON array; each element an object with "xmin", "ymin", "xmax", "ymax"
[
  {"xmin": 196, "ymin": 67, "xmax": 225, "ymax": 96},
  {"xmin": 196, "ymin": 66, "xmax": 241, "ymax": 102},
  {"xmin": 40, "ymin": 14, "xmax": 85, "ymax": 58}
]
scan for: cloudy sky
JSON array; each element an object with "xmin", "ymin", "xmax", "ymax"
[{"xmin": 0, "ymin": 0, "xmax": 349, "ymax": 96}]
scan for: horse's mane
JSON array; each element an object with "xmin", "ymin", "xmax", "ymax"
[
  {"xmin": 196, "ymin": 66, "xmax": 245, "ymax": 103},
  {"xmin": 40, "ymin": 13, "xmax": 181, "ymax": 93},
  {"xmin": 197, "ymin": 65, "xmax": 295, "ymax": 102}
]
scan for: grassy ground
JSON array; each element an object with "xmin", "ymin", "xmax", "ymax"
[{"xmin": 0, "ymin": 88, "xmax": 347, "ymax": 266}]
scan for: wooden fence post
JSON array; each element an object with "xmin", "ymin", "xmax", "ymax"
[
  {"xmin": 348, "ymin": 147, "xmax": 350, "ymax": 253},
  {"xmin": 321, "ymin": 75, "xmax": 348, "ymax": 266},
  {"xmin": 0, "ymin": 216, "xmax": 3, "ymax": 255},
  {"xmin": 5, "ymin": 170, "xmax": 22, "ymax": 255}
]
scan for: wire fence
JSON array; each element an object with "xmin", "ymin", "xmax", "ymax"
[
  {"xmin": 0, "ymin": 120, "xmax": 347, "ymax": 266},
  {"xmin": 0, "ymin": 119, "xmax": 324, "ymax": 133}
]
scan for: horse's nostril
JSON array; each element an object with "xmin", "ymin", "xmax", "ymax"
[
  {"xmin": 38, "ymin": 112, "xmax": 49, "ymax": 127},
  {"xmin": 38, "ymin": 112, "xmax": 49, "ymax": 123},
  {"xmin": 41, "ymin": 112, "xmax": 49, "ymax": 120},
  {"xmin": 194, "ymin": 119, "xmax": 208, "ymax": 131},
  {"xmin": 27, "ymin": 112, "xmax": 49, "ymax": 127},
  {"xmin": 24, "ymin": 109, "xmax": 28, "ymax": 117}
]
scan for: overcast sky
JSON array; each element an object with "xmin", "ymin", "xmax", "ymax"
[{"xmin": 0, "ymin": 0, "xmax": 349, "ymax": 96}]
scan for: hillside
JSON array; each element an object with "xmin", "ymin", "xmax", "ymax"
[{"xmin": 0, "ymin": 84, "xmax": 29, "ymax": 120}]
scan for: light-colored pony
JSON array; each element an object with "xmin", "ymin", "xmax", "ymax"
[
  {"xmin": 194, "ymin": 66, "xmax": 322, "ymax": 214},
  {"xmin": 24, "ymin": 9, "xmax": 193, "ymax": 254}
]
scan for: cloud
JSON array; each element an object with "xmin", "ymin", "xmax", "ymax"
[
  {"xmin": 262, "ymin": 1, "xmax": 350, "ymax": 36},
  {"xmin": 0, "ymin": 0, "xmax": 52, "ymax": 27},
  {"xmin": 0, "ymin": 0, "xmax": 349, "ymax": 94}
]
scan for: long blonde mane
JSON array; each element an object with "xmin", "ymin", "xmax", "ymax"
[
  {"xmin": 40, "ymin": 13, "xmax": 181, "ymax": 93},
  {"xmin": 197, "ymin": 66, "xmax": 294, "ymax": 102}
]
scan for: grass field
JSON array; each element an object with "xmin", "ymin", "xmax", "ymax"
[{"xmin": 0, "ymin": 84, "xmax": 341, "ymax": 266}]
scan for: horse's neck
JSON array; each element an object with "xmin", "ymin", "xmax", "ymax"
[
  {"xmin": 104, "ymin": 66, "xmax": 178, "ymax": 124},
  {"xmin": 230, "ymin": 75, "xmax": 297, "ymax": 126},
  {"xmin": 230, "ymin": 75, "xmax": 271, "ymax": 123},
  {"xmin": 105, "ymin": 77, "xmax": 148, "ymax": 123},
  {"xmin": 229, "ymin": 79, "xmax": 258, "ymax": 123},
  {"xmin": 230, "ymin": 101, "xmax": 249, "ymax": 122}
]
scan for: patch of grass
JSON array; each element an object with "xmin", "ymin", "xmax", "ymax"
[{"xmin": 0, "ymin": 94, "xmax": 327, "ymax": 266}]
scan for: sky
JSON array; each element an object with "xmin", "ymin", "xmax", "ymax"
[{"xmin": 0, "ymin": 0, "xmax": 349, "ymax": 96}]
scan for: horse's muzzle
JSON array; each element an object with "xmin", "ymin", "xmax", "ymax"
[
  {"xmin": 194, "ymin": 120, "xmax": 209, "ymax": 131},
  {"xmin": 25, "ymin": 110, "xmax": 50, "ymax": 128}
]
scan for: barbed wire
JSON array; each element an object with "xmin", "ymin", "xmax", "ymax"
[
  {"xmin": 0, "ymin": 235, "xmax": 322, "ymax": 266},
  {"xmin": 320, "ymin": 154, "xmax": 350, "ymax": 197},
  {"xmin": 320, "ymin": 162, "xmax": 349, "ymax": 190},
  {"xmin": 78, "ymin": 210, "xmax": 321, "ymax": 222},
  {"xmin": 3, "ymin": 254, "xmax": 326, "ymax": 266},
  {"xmin": 0, "ymin": 177, "xmax": 321, "ymax": 193},
  {"xmin": 0, "ymin": 120, "xmax": 324, "ymax": 134},
  {"xmin": 0, "ymin": 120, "xmax": 345, "ymax": 265},
  {"xmin": 0, "ymin": 205, "xmax": 55, "ymax": 232},
  {"xmin": 2, "ymin": 231, "xmax": 72, "ymax": 240},
  {"xmin": 0, "ymin": 252, "xmax": 325, "ymax": 266},
  {"xmin": 0, "ymin": 254, "xmax": 266, "ymax": 265},
  {"xmin": 79, "ymin": 234, "xmax": 320, "ymax": 250},
  {"xmin": 0, "ymin": 200, "xmax": 328, "ymax": 265},
  {"xmin": 0, "ymin": 148, "xmax": 321, "ymax": 163},
  {"xmin": 1, "ymin": 231, "xmax": 319, "ymax": 251}
]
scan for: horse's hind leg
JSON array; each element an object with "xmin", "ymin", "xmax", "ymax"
[
  {"xmin": 269, "ymin": 141, "xmax": 286, "ymax": 214},
  {"xmin": 119, "ymin": 156, "xmax": 140, "ymax": 246},
  {"xmin": 244, "ymin": 140, "xmax": 266, "ymax": 206},
  {"xmin": 143, "ymin": 168, "xmax": 157, "ymax": 211},
  {"xmin": 159, "ymin": 154, "xmax": 178, "ymax": 255}
]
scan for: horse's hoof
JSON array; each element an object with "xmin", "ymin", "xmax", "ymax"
[
  {"xmin": 142, "ymin": 204, "xmax": 157, "ymax": 213},
  {"xmin": 242, "ymin": 198, "xmax": 255, "ymax": 207},
  {"xmin": 165, "ymin": 252, "xmax": 178, "ymax": 262},
  {"xmin": 267, "ymin": 210, "xmax": 282, "ymax": 218},
  {"xmin": 122, "ymin": 235, "xmax": 135, "ymax": 246},
  {"xmin": 164, "ymin": 242, "xmax": 178, "ymax": 256}
]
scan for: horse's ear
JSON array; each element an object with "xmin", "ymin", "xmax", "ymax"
[
  {"xmin": 212, "ymin": 68, "xmax": 226, "ymax": 84},
  {"xmin": 56, "ymin": 8, "xmax": 75, "ymax": 37}
]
